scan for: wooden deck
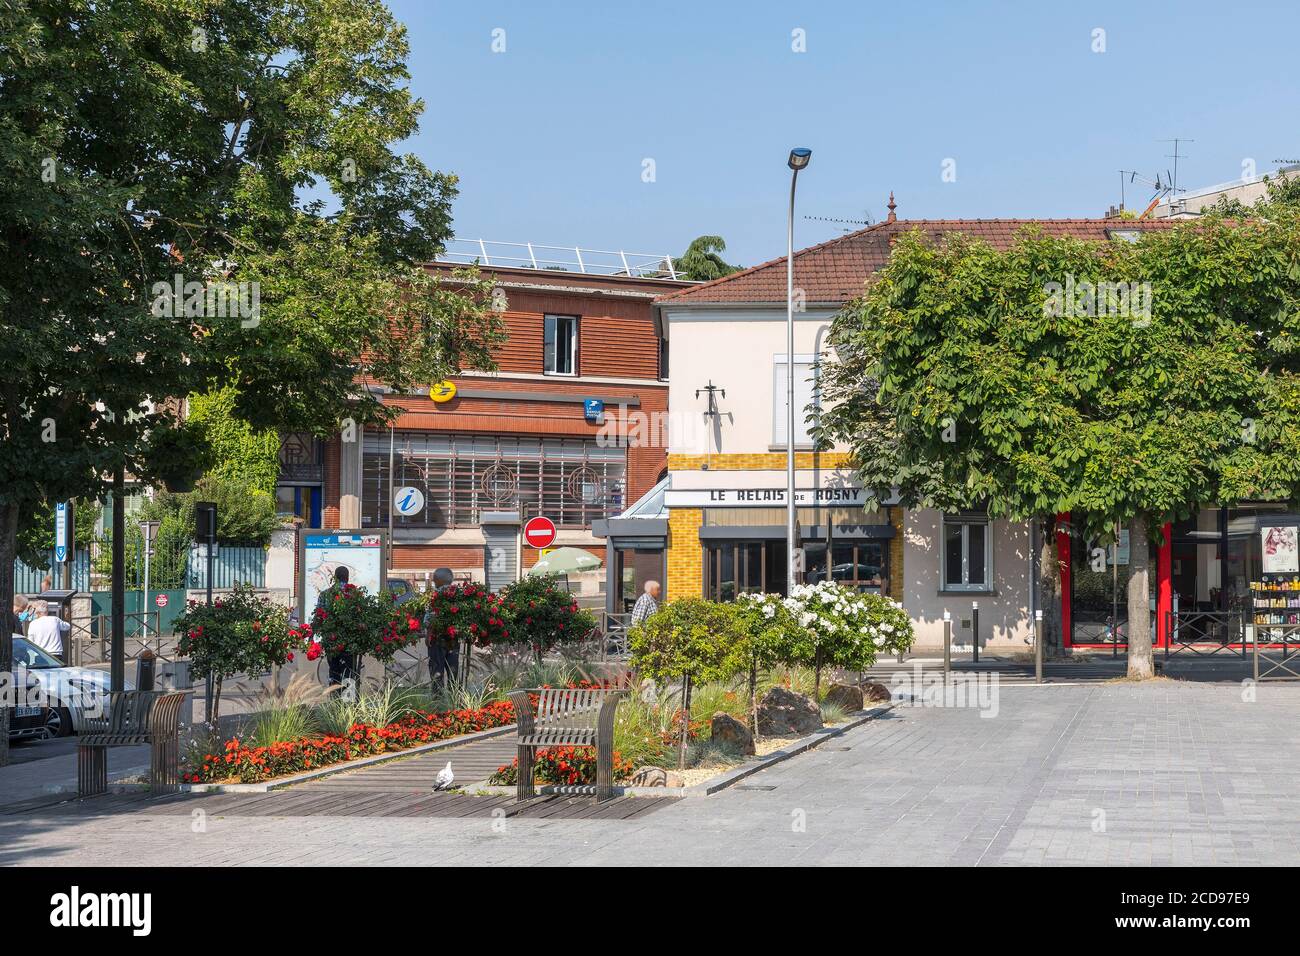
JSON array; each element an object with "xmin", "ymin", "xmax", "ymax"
[
  {"xmin": 5, "ymin": 732, "xmax": 673, "ymax": 822},
  {"xmin": 295, "ymin": 733, "xmax": 520, "ymax": 793},
  {"xmin": 4, "ymin": 788, "xmax": 672, "ymax": 821}
]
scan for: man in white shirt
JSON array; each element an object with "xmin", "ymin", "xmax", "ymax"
[{"xmin": 27, "ymin": 601, "xmax": 69, "ymax": 662}]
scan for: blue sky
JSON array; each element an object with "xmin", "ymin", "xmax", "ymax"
[{"xmin": 389, "ymin": 0, "xmax": 1299, "ymax": 268}]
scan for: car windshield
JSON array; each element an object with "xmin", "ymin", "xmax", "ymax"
[{"xmin": 12, "ymin": 638, "xmax": 59, "ymax": 669}]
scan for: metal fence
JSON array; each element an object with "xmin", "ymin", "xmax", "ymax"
[
  {"xmin": 1165, "ymin": 610, "xmax": 1248, "ymax": 659},
  {"xmin": 186, "ymin": 545, "xmax": 266, "ymax": 589},
  {"xmin": 14, "ymin": 549, "xmax": 92, "ymax": 593},
  {"xmin": 440, "ymin": 239, "xmax": 686, "ymax": 280},
  {"xmin": 1252, "ymin": 621, "xmax": 1300, "ymax": 680},
  {"xmin": 69, "ymin": 611, "xmax": 171, "ymax": 667}
]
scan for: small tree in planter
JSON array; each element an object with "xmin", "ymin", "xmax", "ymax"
[
  {"xmin": 309, "ymin": 583, "xmax": 423, "ymax": 688},
  {"xmin": 629, "ymin": 598, "xmax": 747, "ymax": 768},
  {"xmin": 174, "ymin": 583, "xmax": 308, "ymax": 724},
  {"xmin": 420, "ymin": 581, "xmax": 510, "ymax": 683},
  {"xmin": 782, "ymin": 581, "xmax": 915, "ymax": 695},
  {"xmin": 733, "ymin": 591, "xmax": 806, "ymax": 736},
  {"xmin": 499, "ymin": 574, "xmax": 598, "ymax": 664}
]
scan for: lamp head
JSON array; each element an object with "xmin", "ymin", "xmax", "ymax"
[{"xmin": 788, "ymin": 148, "xmax": 812, "ymax": 171}]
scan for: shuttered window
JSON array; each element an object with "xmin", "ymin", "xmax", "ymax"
[{"xmin": 773, "ymin": 355, "xmax": 818, "ymax": 447}]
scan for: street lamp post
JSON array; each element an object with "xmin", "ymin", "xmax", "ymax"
[{"xmin": 786, "ymin": 147, "xmax": 811, "ymax": 596}]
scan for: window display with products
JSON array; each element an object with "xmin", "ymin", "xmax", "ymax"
[{"xmin": 1249, "ymin": 578, "xmax": 1300, "ymax": 627}]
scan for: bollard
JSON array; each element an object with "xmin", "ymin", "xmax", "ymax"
[
  {"xmin": 971, "ymin": 601, "xmax": 980, "ymax": 664},
  {"xmin": 1034, "ymin": 609, "xmax": 1043, "ymax": 684},
  {"xmin": 135, "ymin": 648, "xmax": 156, "ymax": 692},
  {"xmin": 943, "ymin": 610, "xmax": 952, "ymax": 681},
  {"xmin": 1250, "ymin": 623, "xmax": 1258, "ymax": 682}
]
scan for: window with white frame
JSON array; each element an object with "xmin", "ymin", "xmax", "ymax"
[
  {"xmin": 544, "ymin": 314, "xmax": 578, "ymax": 375},
  {"xmin": 942, "ymin": 512, "xmax": 992, "ymax": 590},
  {"xmin": 772, "ymin": 354, "xmax": 817, "ymax": 447}
]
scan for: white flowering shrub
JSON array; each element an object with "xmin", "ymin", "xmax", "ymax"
[
  {"xmin": 734, "ymin": 590, "xmax": 804, "ymax": 667},
  {"xmin": 778, "ymin": 580, "xmax": 914, "ymax": 676}
]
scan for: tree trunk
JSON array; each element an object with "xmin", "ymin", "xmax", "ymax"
[
  {"xmin": 678, "ymin": 672, "xmax": 692, "ymax": 770},
  {"xmin": 748, "ymin": 658, "xmax": 758, "ymax": 738},
  {"xmin": 1126, "ymin": 513, "xmax": 1155, "ymax": 679},
  {"xmin": 1037, "ymin": 515, "xmax": 1064, "ymax": 654},
  {"xmin": 813, "ymin": 648, "xmax": 823, "ymax": 700},
  {"xmin": 0, "ymin": 501, "xmax": 17, "ymax": 767},
  {"xmin": 213, "ymin": 675, "xmax": 224, "ymax": 726}
]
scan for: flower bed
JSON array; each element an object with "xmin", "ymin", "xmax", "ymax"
[
  {"xmin": 489, "ymin": 746, "xmax": 636, "ymax": 787},
  {"xmin": 184, "ymin": 699, "xmax": 518, "ymax": 785}
]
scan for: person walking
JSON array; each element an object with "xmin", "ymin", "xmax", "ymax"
[{"xmin": 630, "ymin": 580, "xmax": 661, "ymax": 626}]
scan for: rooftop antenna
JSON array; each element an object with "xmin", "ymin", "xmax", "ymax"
[
  {"xmin": 1120, "ymin": 170, "xmax": 1171, "ymax": 218},
  {"xmin": 1159, "ymin": 138, "xmax": 1194, "ymax": 196},
  {"xmin": 804, "ymin": 213, "xmax": 872, "ymax": 233}
]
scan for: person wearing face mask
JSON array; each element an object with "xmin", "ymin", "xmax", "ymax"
[{"xmin": 7, "ymin": 595, "xmax": 28, "ymax": 636}]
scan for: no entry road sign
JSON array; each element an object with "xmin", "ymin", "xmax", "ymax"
[{"xmin": 523, "ymin": 516, "xmax": 557, "ymax": 549}]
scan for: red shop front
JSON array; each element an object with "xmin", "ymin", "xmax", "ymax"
[{"xmin": 1057, "ymin": 504, "xmax": 1300, "ymax": 650}]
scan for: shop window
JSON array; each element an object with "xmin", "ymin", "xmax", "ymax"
[
  {"xmin": 942, "ymin": 513, "xmax": 991, "ymax": 591},
  {"xmin": 804, "ymin": 540, "xmax": 887, "ymax": 593},
  {"xmin": 704, "ymin": 540, "xmax": 786, "ymax": 601},
  {"xmin": 361, "ymin": 431, "xmax": 625, "ymax": 529},
  {"xmin": 1069, "ymin": 516, "xmax": 1156, "ymax": 645},
  {"xmin": 544, "ymin": 314, "xmax": 578, "ymax": 375}
]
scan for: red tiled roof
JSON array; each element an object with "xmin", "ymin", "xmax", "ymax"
[{"xmin": 656, "ymin": 218, "xmax": 1177, "ymax": 306}]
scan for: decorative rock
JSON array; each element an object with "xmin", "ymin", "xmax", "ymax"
[
  {"xmin": 861, "ymin": 681, "xmax": 891, "ymax": 704},
  {"xmin": 710, "ymin": 712, "xmax": 756, "ymax": 755},
  {"xmin": 824, "ymin": 683, "xmax": 864, "ymax": 712},
  {"xmin": 629, "ymin": 766, "xmax": 665, "ymax": 787},
  {"xmin": 630, "ymin": 766, "xmax": 685, "ymax": 788},
  {"xmin": 757, "ymin": 686, "xmax": 823, "ymax": 737}
]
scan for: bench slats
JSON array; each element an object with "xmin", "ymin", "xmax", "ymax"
[
  {"xmin": 508, "ymin": 686, "xmax": 626, "ymax": 802},
  {"xmin": 77, "ymin": 690, "xmax": 186, "ymax": 797}
]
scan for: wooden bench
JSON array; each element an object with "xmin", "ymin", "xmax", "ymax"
[
  {"xmin": 507, "ymin": 687, "xmax": 626, "ymax": 801},
  {"xmin": 77, "ymin": 691, "xmax": 187, "ymax": 796}
]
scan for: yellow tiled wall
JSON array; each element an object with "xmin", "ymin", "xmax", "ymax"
[
  {"xmin": 667, "ymin": 452, "xmax": 853, "ymax": 471},
  {"xmin": 666, "ymin": 507, "xmax": 703, "ymax": 599}
]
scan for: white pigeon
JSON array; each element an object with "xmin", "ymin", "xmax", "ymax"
[{"xmin": 432, "ymin": 761, "xmax": 454, "ymax": 791}]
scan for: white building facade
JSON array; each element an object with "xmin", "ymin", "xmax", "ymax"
[{"xmin": 650, "ymin": 213, "xmax": 1172, "ymax": 650}]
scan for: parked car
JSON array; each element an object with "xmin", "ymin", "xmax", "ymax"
[
  {"xmin": 9, "ymin": 637, "xmax": 134, "ymax": 739},
  {"xmin": 386, "ymin": 577, "xmax": 421, "ymax": 606},
  {"xmin": 6, "ymin": 689, "xmax": 48, "ymax": 742}
]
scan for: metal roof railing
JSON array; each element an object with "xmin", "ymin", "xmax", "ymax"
[{"xmin": 440, "ymin": 239, "xmax": 684, "ymax": 280}]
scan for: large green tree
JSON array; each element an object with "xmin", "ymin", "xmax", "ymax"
[
  {"xmin": 0, "ymin": 0, "xmax": 506, "ymax": 762},
  {"xmin": 818, "ymin": 217, "xmax": 1300, "ymax": 678},
  {"xmin": 672, "ymin": 235, "xmax": 741, "ymax": 281}
]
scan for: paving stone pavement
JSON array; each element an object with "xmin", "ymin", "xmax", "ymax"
[{"xmin": 4, "ymin": 680, "xmax": 1299, "ymax": 866}]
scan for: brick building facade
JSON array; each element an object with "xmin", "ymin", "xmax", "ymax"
[{"xmin": 299, "ymin": 262, "xmax": 689, "ymax": 605}]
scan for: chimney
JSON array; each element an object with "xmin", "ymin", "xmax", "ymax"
[{"xmin": 886, "ymin": 191, "xmax": 897, "ymax": 223}]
